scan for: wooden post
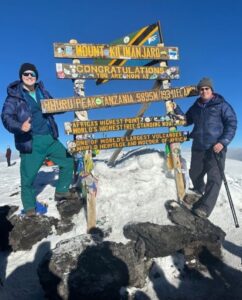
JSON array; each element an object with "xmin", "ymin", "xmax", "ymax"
[
  {"xmin": 158, "ymin": 24, "xmax": 186, "ymax": 200},
  {"xmin": 70, "ymin": 39, "xmax": 97, "ymax": 232},
  {"xmin": 84, "ymin": 170, "xmax": 97, "ymax": 232},
  {"xmin": 160, "ymin": 61, "xmax": 185, "ymax": 200}
]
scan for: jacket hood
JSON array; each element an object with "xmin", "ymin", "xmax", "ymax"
[
  {"xmin": 7, "ymin": 80, "xmax": 23, "ymax": 99},
  {"xmin": 7, "ymin": 80, "xmax": 45, "ymax": 99},
  {"xmin": 195, "ymin": 93, "xmax": 225, "ymax": 107}
]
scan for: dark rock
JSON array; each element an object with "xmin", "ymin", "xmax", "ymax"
[
  {"xmin": 0, "ymin": 205, "xmax": 18, "ymax": 251},
  {"xmin": 9, "ymin": 215, "xmax": 58, "ymax": 251},
  {"xmin": 6, "ymin": 198, "xmax": 83, "ymax": 251},
  {"xmin": 55, "ymin": 221, "xmax": 74, "ymax": 235},
  {"xmin": 166, "ymin": 200, "xmax": 225, "ymax": 263},
  {"xmin": 55, "ymin": 197, "xmax": 83, "ymax": 236},
  {"xmin": 38, "ymin": 234, "xmax": 149, "ymax": 300},
  {"xmin": 123, "ymin": 222, "xmax": 193, "ymax": 258},
  {"xmin": 56, "ymin": 198, "xmax": 83, "ymax": 221},
  {"xmin": 124, "ymin": 200, "xmax": 225, "ymax": 266},
  {"xmin": 165, "ymin": 200, "xmax": 198, "ymax": 231},
  {"xmin": 96, "ymin": 217, "xmax": 112, "ymax": 238},
  {"xmin": 165, "ymin": 200, "xmax": 225, "ymax": 241}
]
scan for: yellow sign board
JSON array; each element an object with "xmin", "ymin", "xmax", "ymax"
[
  {"xmin": 64, "ymin": 116, "xmax": 186, "ymax": 135},
  {"xmin": 54, "ymin": 43, "xmax": 179, "ymax": 60},
  {"xmin": 41, "ymin": 86, "xmax": 198, "ymax": 113},
  {"xmin": 56, "ymin": 63, "xmax": 179, "ymax": 80},
  {"xmin": 67, "ymin": 131, "xmax": 189, "ymax": 152}
]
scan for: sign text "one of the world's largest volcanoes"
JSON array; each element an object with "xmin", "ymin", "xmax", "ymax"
[{"xmin": 67, "ymin": 131, "xmax": 189, "ymax": 152}]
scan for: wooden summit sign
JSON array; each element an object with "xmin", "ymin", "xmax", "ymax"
[
  {"xmin": 56, "ymin": 63, "xmax": 179, "ymax": 80},
  {"xmin": 64, "ymin": 116, "xmax": 186, "ymax": 135},
  {"xmin": 41, "ymin": 85, "xmax": 198, "ymax": 113},
  {"xmin": 67, "ymin": 131, "xmax": 189, "ymax": 152},
  {"xmin": 54, "ymin": 43, "xmax": 179, "ymax": 60}
]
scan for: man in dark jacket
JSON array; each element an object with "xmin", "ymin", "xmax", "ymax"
[
  {"xmin": 1, "ymin": 63, "xmax": 74, "ymax": 216},
  {"xmin": 175, "ymin": 77, "xmax": 237, "ymax": 218}
]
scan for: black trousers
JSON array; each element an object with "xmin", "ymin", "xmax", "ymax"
[{"xmin": 189, "ymin": 148, "xmax": 226, "ymax": 216}]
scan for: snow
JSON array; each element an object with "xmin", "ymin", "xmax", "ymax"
[{"xmin": 0, "ymin": 147, "xmax": 242, "ymax": 299}]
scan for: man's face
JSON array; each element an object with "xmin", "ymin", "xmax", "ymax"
[
  {"xmin": 22, "ymin": 70, "xmax": 37, "ymax": 88},
  {"xmin": 199, "ymin": 86, "xmax": 213, "ymax": 101}
]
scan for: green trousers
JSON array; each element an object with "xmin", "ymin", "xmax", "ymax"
[{"xmin": 20, "ymin": 134, "xmax": 74, "ymax": 211}]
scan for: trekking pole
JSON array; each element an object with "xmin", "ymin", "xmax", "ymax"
[{"xmin": 215, "ymin": 152, "xmax": 239, "ymax": 228}]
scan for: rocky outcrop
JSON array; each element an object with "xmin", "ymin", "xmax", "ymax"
[
  {"xmin": 166, "ymin": 200, "xmax": 226, "ymax": 265},
  {"xmin": 55, "ymin": 198, "xmax": 83, "ymax": 235},
  {"xmin": 9, "ymin": 215, "xmax": 58, "ymax": 251},
  {"xmin": 0, "ymin": 205, "xmax": 18, "ymax": 251},
  {"xmin": 124, "ymin": 222, "xmax": 194, "ymax": 258},
  {"xmin": 37, "ymin": 200, "xmax": 227, "ymax": 299},
  {"xmin": 38, "ymin": 234, "xmax": 149, "ymax": 300},
  {"xmin": 124, "ymin": 200, "xmax": 226, "ymax": 268},
  {"xmin": 56, "ymin": 198, "xmax": 83, "ymax": 221},
  {"xmin": 6, "ymin": 197, "xmax": 83, "ymax": 251}
]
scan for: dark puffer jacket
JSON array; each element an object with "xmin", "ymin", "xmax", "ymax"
[
  {"xmin": 175, "ymin": 93, "xmax": 237, "ymax": 150},
  {"xmin": 1, "ymin": 80, "xmax": 59, "ymax": 153}
]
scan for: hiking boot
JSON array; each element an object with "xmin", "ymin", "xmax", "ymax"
[
  {"xmin": 54, "ymin": 191, "xmax": 78, "ymax": 202},
  {"xmin": 192, "ymin": 207, "xmax": 208, "ymax": 218},
  {"xmin": 184, "ymin": 189, "xmax": 203, "ymax": 206},
  {"xmin": 25, "ymin": 208, "xmax": 36, "ymax": 217}
]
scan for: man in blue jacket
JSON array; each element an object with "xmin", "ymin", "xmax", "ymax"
[
  {"xmin": 1, "ymin": 63, "xmax": 74, "ymax": 216},
  {"xmin": 175, "ymin": 77, "xmax": 237, "ymax": 218}
]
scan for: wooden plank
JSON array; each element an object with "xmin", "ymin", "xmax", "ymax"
[
  {"xmin": 64, "ymin": 116, "xmax": 186, "ymax": 135},
  {"xmin": 41, "ymin": 85, "xmax": 198, "ymax": 113},
  {"xmin": 87, "ymin": 191, "xmax": 96, "ymax": 232},
  {"xmin": 67, "ymin": 131, "xmax": 189, "ymax": 153},
  {"xmin": 56, "ymin": 63, "xmax": 179, "ymax": 80},
  {"xmin": 81, "ymin": 172, "xmax": 98, "ymax": 232},
  {"xmin": 54, "ymin": 43, "xmax": 179, "ymax": 60}
]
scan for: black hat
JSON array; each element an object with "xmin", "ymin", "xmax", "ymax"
[
  {"xmin": 19, "ymin": 63, "xmax": 38, "ymax": 80},
  {"xmin": 197, "ymin": 77, "xmax": 213, "ymax": 90}
]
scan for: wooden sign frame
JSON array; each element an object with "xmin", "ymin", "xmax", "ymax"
[
  {"xmin": 64, "ymin": 116, "xmax": 186, "ymax": 135},
  {"xmin": 56, "ymin": 63, "xmax": 179, "ymax": 80},
  {"xmin": 54, "ymin": 43, "xmax": 179, "ymax": 60},
  {"xmin": 67, "ymin": 131, "xmax": 189, "ymax": 152},
  {"xmin": 41, "ymin": 85, "xmax": 198, "ymax": 113}
]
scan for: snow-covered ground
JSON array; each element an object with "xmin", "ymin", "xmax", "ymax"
[{"xmin": 0, "ymin": 147, "xmax": 242, "ymax": 299}]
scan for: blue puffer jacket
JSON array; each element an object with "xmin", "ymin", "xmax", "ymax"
[
  {"xmin": 175, "ymin": 93, "xmax": 237, "ymax": 150},
  {"xmin": 1, "ymin": 80, "xmax": 59, "ymax": 153}
]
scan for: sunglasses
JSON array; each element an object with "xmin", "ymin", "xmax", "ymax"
[
  {"xmin": 22, "ymin": 72, "xmax": 36, "ymax": 78},
  {"xmin": 199, "ymin": 87, "xmax": 210, "ymax": 91}
]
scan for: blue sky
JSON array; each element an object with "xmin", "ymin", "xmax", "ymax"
[{"xmin": 0, "ymin": 0, "xmax": 242, "ymax": 154}]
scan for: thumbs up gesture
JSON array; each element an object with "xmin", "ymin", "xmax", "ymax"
[{"xmin": 21, "ymin": 117, "xmax": 31, "ymax": 132}]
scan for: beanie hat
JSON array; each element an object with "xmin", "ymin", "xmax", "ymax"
[
  {"xmin": 197, "ymin": 77, "xmax": 213, "ymax": 90},
  {"xmin": 19, "ymin": 63, "xmax": 38, "ymax": 80}
]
